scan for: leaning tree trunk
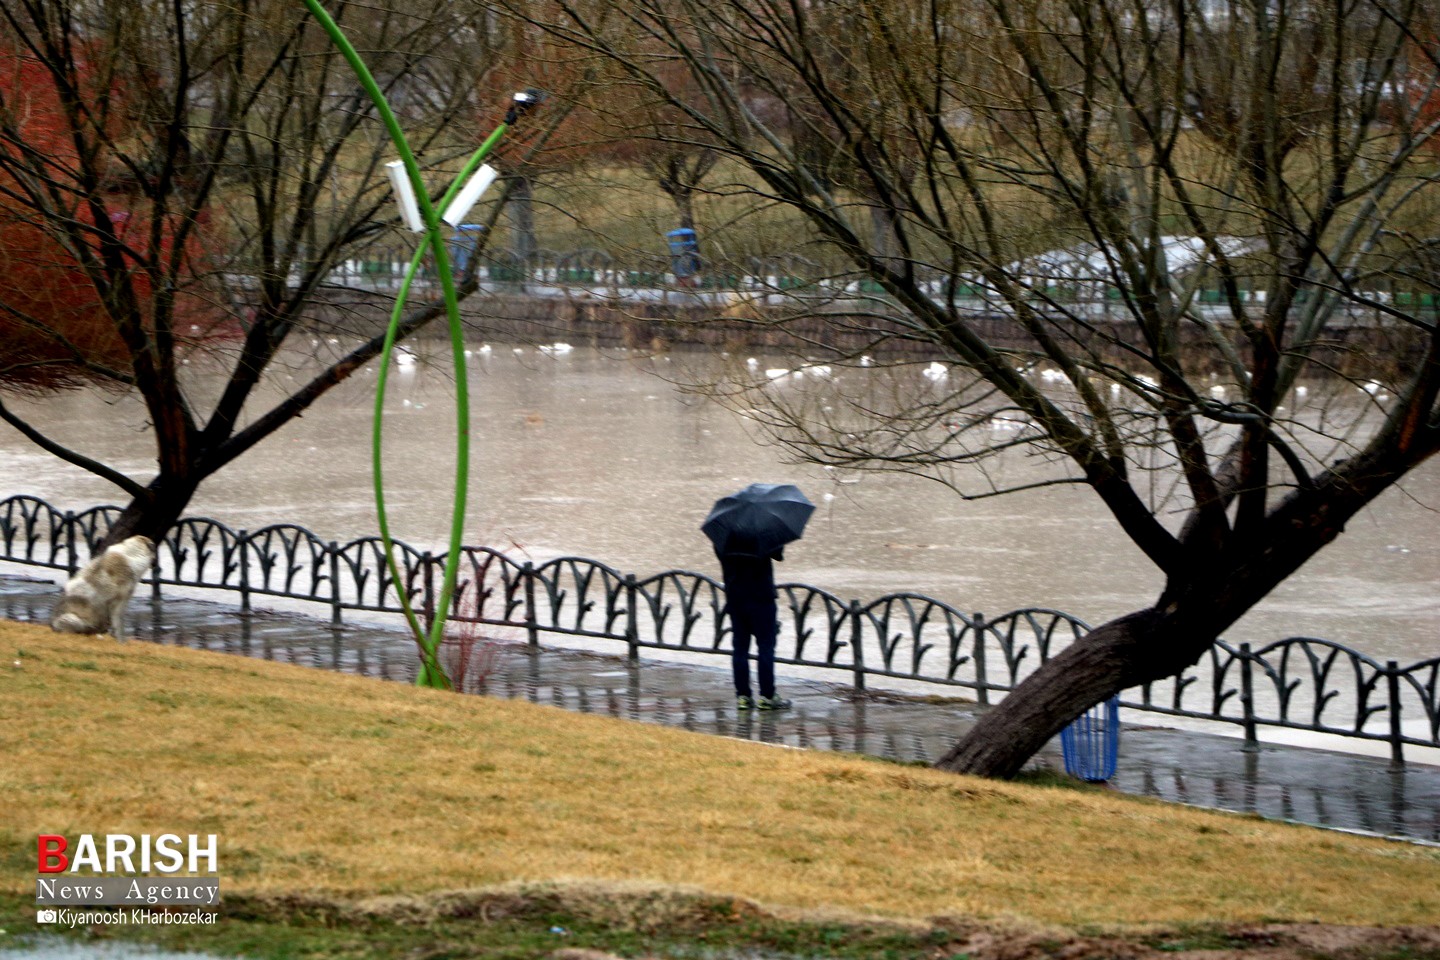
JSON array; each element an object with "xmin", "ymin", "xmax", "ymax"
[
  {"xmin": 935, "ymin": 607, "xmax": 1216, "ymax": 779},
  {"xmin": 936, "ymin": 443, "xmax": 1438, "ymax": 779}
]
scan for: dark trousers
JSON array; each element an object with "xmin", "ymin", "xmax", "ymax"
[{"xmin": 729, "ymin": 602, "xmax": 777, "ymax": 699}]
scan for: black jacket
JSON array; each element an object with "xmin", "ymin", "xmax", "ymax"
[{"xmin": 716, "ymin": 549, "xmax": 781, "ymax": 611}]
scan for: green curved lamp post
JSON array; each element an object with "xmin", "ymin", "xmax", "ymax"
[{"xmin": 302, "ymin": 0, "xmax": 539, "ymax": 688}]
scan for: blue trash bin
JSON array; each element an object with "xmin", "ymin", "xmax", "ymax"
[
  {"xmin": 666, "ymin": 227, "xmax": 701, "ymax": 280},
  {"xmin": 1060, "ymin": 695, "xmax": 1120, "ymax": 782},
  {"xmin": 447, "ymin": 224, "xmax": 486, "ymax": 276}
]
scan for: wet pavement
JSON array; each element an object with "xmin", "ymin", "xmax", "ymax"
[{"xmin": 4, "ymin": 573, "xmax": 1439, "ymax": 846}]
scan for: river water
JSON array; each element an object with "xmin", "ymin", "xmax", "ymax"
[{"xmin": 0, "ymin": 341, "xmax": 1435, "ymax": 664}]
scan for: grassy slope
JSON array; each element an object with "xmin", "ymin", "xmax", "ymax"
[{"xmin": 3, "ymin": 621, "xmax": 1439, "ymax": 930}]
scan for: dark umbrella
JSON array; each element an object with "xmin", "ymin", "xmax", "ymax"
[{"xmin": 701, "ymin": 483, "xmax": 815, "ymax": 557}]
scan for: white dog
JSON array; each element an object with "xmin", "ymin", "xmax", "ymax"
[{"xmin": 50, "ymin": 535, "xmax": 156, "ymax": 641}]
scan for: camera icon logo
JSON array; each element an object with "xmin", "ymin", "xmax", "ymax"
[{"xmin": 36, "ymin": 909, "xmax": 58, "ymax": 924}]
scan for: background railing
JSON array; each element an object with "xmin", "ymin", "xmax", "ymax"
[
  {"xmin": 3, "ymin": 493, "xmax": 1437, "ymax": 762},
  {"xmin": 322, "ymin": 240, "xmax": 1440, "ymax": 325}
]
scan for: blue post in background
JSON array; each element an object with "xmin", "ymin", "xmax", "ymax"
[{"xmin": 666, "ymin": 227, "xmax": 700, "ymax": 285}]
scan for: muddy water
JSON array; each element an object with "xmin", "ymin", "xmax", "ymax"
[{"xmin": 0, "ymin": 342, "xmax": 1434, "ymax": 663}]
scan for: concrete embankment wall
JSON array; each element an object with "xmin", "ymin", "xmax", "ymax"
[
  {"xmin": 300, "ymin": 287, "xmax": 1425, "ymax": 372},
  {"xmin": 302, "ymin": 287, "xmax": 919, "ymax": 355}
]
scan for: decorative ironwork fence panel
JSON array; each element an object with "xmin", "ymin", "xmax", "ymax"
[
  {"xmin": 159, "ymin": 517, "xmax": 247, "ymax": 591},
  {"xmin": 447, "ymin": 546, "xmax": 529, "ymax": 628},
  {"xmin": 335, "ymin": 536, "xmax": 429, "ymax": 614},
  {"xmin": 0, "ymin": 496, "xmax": 70, "ymax": 569},
  {"xmin": 528, "ymin": 555, "xmax": 631, "ymax": 640},
  {"xmin": 3, "ymin": 495, "xmax": 1437, "ymax": 758},
  {"xmin": 638, "ymin": 571, "xmax": 727, "ymax": 653},
  {"xmin": 780, "ymin": 584, "xmax": 854, "ymax": 674}
]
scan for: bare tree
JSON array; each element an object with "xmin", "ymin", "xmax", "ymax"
[
  {"xmin": 595, "ymin": 61, "xmax": 722, "ymax": 232},
  {"xmin": 0, "ymin": 0, "xmax": 513, "ymax": 543},
  {"xmin": 500, "ymin": 0, "xmax": 1440, "ymax": 776}
]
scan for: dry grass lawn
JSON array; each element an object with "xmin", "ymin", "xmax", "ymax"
[{"xmin": 3, "ymin": 620, "xmax": 1438, "ymax": 929}]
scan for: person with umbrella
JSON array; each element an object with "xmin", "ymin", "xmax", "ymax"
[{"xmin": 701, "ymin": 483, "xmax": 815, "ymax": 711}]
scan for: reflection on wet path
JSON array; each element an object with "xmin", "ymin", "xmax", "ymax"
[{"xmin": 4, "ymin": 574, "xmax": 1438, "ymax": 845}]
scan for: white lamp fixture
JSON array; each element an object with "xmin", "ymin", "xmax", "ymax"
[
  {"xmin": 385, "ymin": 160, "xmax": 425, "ymax": 233},
  {"xmin": 441, "ymin": 164, "xmax": 499, "ymax": 228}
]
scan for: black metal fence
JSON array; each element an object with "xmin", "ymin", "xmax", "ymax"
[
  {"xmin": 328, "ymin": 243, "xmax": 841, "ymax": 294},
  {"xmin": 4, "ymin": 493, "xmax": 1437, "ymax": 762}
]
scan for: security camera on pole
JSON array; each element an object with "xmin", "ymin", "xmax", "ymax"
[{"xmin": 302, "ymin": 0, "xmax": 542, "ymax": 688}]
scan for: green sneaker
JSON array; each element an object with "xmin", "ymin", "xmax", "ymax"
[
  {"xmin": 736, "ymin": 695, "xmax": 756, "ymax": 710},
  {"xmin": 756, "ymin": 695, "xmax": 792, "ymax": 711}
]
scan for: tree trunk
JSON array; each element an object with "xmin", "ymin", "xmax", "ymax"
[
  {"xmin": 674, "ymin": 187, "xmax": 695, "ymax": 233},
  {"xmin": 508, "ymin": 174, "xmax": 536, "ymax": 270},
  {"xmin": 95, "ymin": 474, "xmax": 201, "ymax": 552},
  {"xmin": 935, "ymin": 607, "xmax": 1212, "ymax": 779},
  {"xmin": 870, "ymin": 202, "xmax": 898, "ymax": 267}
]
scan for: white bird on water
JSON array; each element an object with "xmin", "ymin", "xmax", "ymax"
[
  {"xmin": 1362, "ymin": 380, "xmax": 1389, "ymax": 401},
  {"xmin": 922, "ymin": 361, "xmax": 948, "ymax": 381},
  {"xmin": 1039, "ymin": 368, "xmax": 1070, "ymax": 385}
]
